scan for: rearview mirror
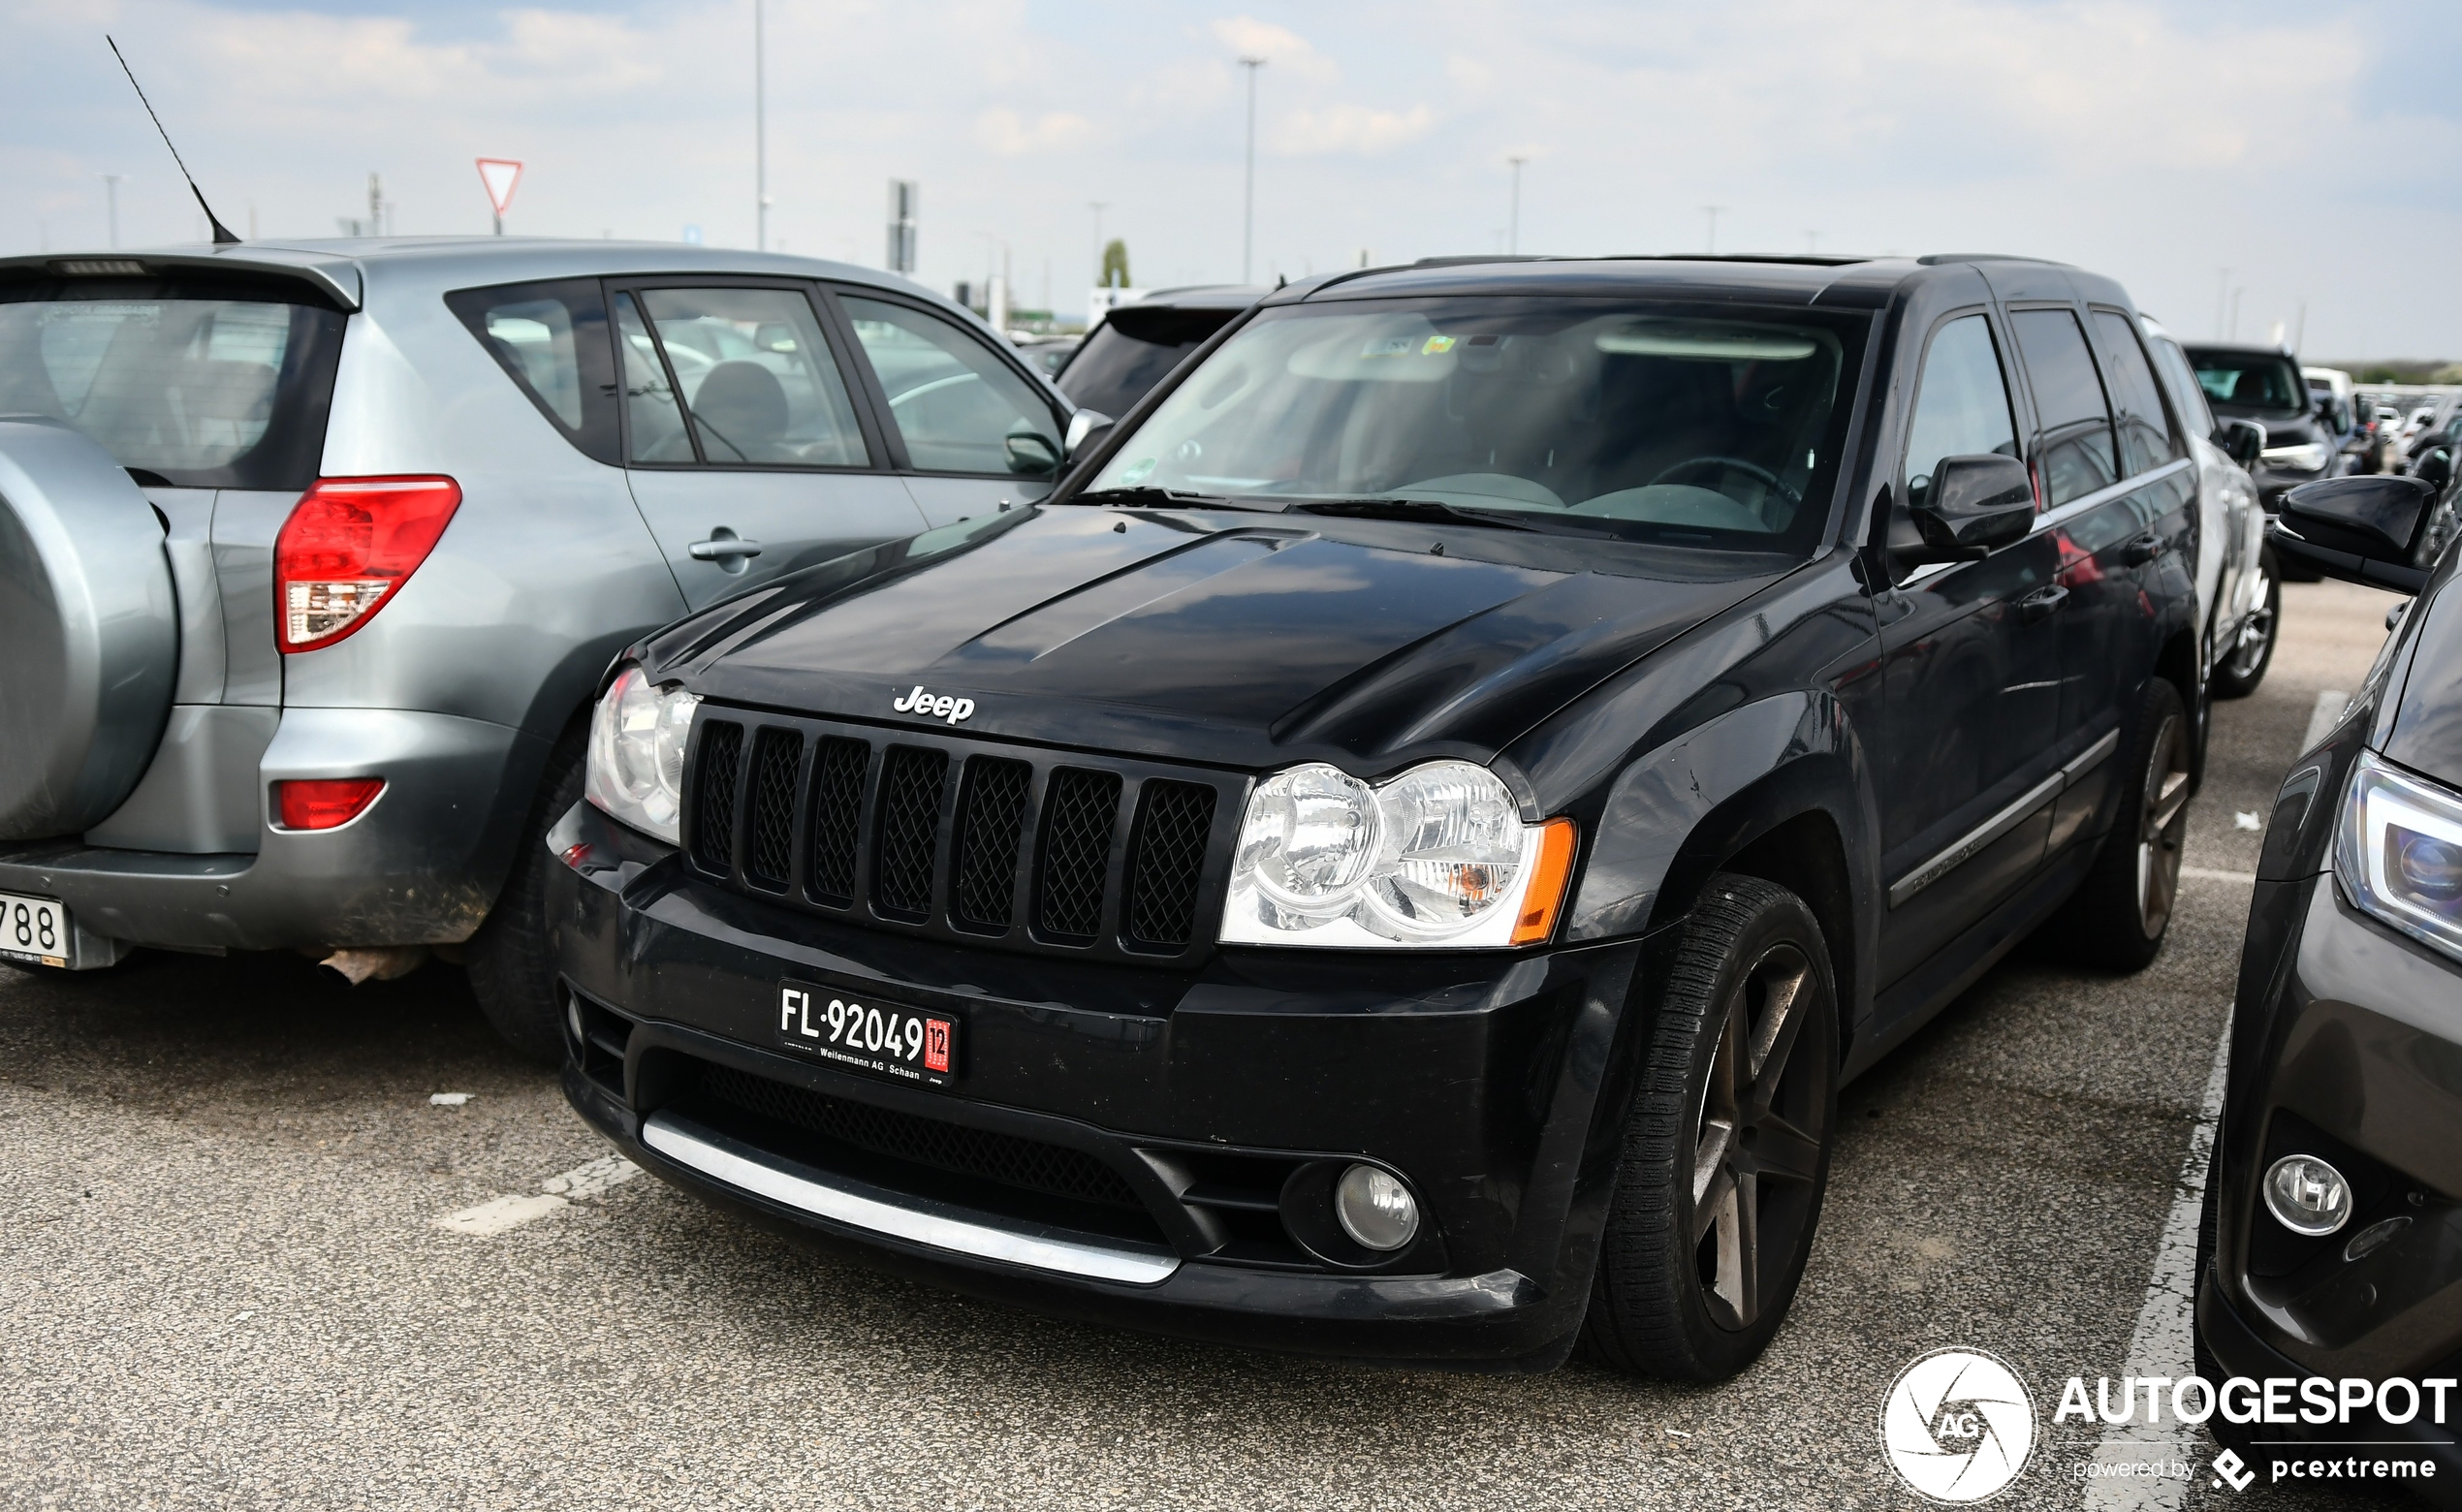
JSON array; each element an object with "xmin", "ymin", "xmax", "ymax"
[
  {"xmin": 2217, "ymin": 418, "xmax": 2266, "ymax": 470},
  {"xmin": 2275, "ymin": 474, "xmax": 2436, "ymax": 594},
  {"xmin": 1063, "ymin": 409, "xmax": 1115, "ymax": 460},
  {"xmin": 1907, "ymin": 454, "xmax": 2036, "ymax": 563}
]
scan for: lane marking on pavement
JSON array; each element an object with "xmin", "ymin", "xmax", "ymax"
[
  {"xmin": 2082, "ymin": 1022, "xmax": 2230, "ymax": 1510},
  {"xmin": 2180, "ymin": 866, "xmax": 2256, "ymax": 884},
  {"xmin": 2302, "ymin": 688, "xmax": 2350, "ymax": 752},
  {"xmin": 433, "ymin": 1153, "xmax": 642, "ymax": 1237}
]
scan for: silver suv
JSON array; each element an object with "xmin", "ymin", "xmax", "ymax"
[{"xmin": 0, "ymin": 238, "xmax": 1074, "ymax": 1055}]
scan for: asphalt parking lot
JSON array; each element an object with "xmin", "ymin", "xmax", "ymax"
[{"xmin": 0, "ymin": 580, "xmax": 2414, "ymax": 1511}]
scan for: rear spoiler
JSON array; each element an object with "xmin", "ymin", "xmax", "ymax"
[{"xmin": 0, "ymin": 246, "xmax": 362, "ymax": 311}]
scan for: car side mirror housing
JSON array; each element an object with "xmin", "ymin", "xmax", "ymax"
[
  {"xmin": 2275, "ymin": 474, "xmax": 2436, "ymax": 594},
  {"xmin": 2217, "ymin": 418, "xmax": 2266, "ymax": 470},
  {"xmin": 1003, "ymin": 432, "xmax": 1061, "ymax": 476},
  {"xmin": 2416, "ymin": 447, "xmax": 2456, "ymax": 495},
  {"xmin": 1063, "ymin": 409, "xmax": 1115, "ymax": 460},
  {"xmin": 1906, "ymin": 454, "xmax": 2036, "ymax": 563}
]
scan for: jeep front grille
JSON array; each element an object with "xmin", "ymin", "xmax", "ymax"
[{"xmin": 681, "ymin": 707, "xmax": 1243, "ymax": 961}]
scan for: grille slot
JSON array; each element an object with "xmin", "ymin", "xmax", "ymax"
[
  {"xmin": 691, "ymin": 720, "xmax": 744, "ymax": 873},
  {"xmin": 951, "ymin": 757, "xmax": 1032, "ymax": 930},
  {"xmin": 1124, "ymin": 780, "xmax": 1216, "ymax": 951},
  {"xmin": 742, "ymin": 728, "xmax": 803, "ymax": 890},
  {"xmin": 805, "ymin": 737, "xmax": 870, "ymax": 904},
  {"xmin": 696, "ymin": 1063, "xmax": 1146, "ymax": 1212},
  {"xmin": 1036, "ymin": 769, "xmax": 1121, "ymax": 942},
  {"xmin": 872, "ymin": 746, "xmax": 949, "ymax": 921}
]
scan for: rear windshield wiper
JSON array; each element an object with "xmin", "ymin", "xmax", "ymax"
[{"xmin": 1281, "ymin": 497, "xmax": 1540, "ymax": 532}]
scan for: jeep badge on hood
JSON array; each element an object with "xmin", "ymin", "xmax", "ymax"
[{"xmin": 893, "ymin": 685, "xmax": 975, "ymax": 724}]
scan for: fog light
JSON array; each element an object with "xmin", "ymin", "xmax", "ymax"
[
  {"xmin": 2264, "ymin": 1153, "xmax": 2353, "ymax": 1237},
  {"xmin": 1334, "ymin": 1163, "xmax": 1420, "ymax": 1251},
  {"xmin": 565, "ymin": 994, "xmax": 585, "ymax": 1049}
]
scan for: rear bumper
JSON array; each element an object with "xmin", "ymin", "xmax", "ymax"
[
  {"xmin": 551, "ymin": 799, "xmax": 1645, "ymax": 1367},
  {"xmin": 0, "ymin": 708, "xmax": 538, "ymax": 954}
]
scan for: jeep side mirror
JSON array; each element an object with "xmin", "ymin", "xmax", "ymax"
[
  {"xmin": 1907, "ymin": 454, "xmax": 2036, "ymax": 563},
  {"xmin": 1003, "ymin": 432, "xmax": 1061, "ymax": 476},
  {"xmin": 1063, "ymin": 409, "xmax": 1116, "ymax": 460},
  {"xmin": 2275, "ymin": 474, "xmax": 2436, "ymax": 594},
  {"xmin": 2217, "ymin": 418, "xmax": 2266, "ymax": 470}
]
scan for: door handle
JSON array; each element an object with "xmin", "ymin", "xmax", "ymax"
[
  {"xmin": 2124, "ymin": 531, "xmax": 2166, "ymax": 566},
  {"xmin": 688, "ymin": 534, "xmax": 764, "ymax": 561},
  {"xmin": 2018, "ymin": 583, "xmax": 2069, "ymax": 622}
]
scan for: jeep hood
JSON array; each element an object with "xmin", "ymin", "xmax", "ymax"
[{"xmin": 657, "ymin": 506, "xmax": 1789, "ymax": 771}]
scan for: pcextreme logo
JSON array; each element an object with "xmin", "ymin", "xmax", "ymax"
[{"xmin": 1879, "ymin": 1349, "xmax": 2036, "ymax": 1502}]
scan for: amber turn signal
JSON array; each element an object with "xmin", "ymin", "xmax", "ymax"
[{"xmin": 1510, "ymin": 818, "xmax": 1577, "ymax": 946}]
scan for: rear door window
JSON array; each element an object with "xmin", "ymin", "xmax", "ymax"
[
  {"xmin": 2010, "ymin": 308, "xmax": 2118, "ymax": 508},
  {"xmin": 615, "ymin": 294, "xmax": 693, "ymax": 463},
  {"xmin": 0, "ymin": 279, "xmax": 344, "ymax": 488},
  {"xmin": 838, "ymin": 295, "xmax": 1062, "ymax": 474},
  {"xmin": 2091, "ymin": 311, "xmax": 2183, "ymax": 476},
  {"xmin": 445, "ymin": 279, "xmax": 619, "ymax": 464},
  {"xmin": 631, "ymin": 286, "xmax": 869, "ymax": 468}
]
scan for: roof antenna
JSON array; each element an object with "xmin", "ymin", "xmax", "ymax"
[{"xmin": 107, "ymin": 36, "xmax": 239, "ymax": 245}]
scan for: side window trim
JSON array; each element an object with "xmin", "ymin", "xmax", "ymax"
[
  {"xmin": 825, "ymin": 282, "xmax": 1065, "ymax": 477},
  {"xmin": 612, "ymin": 286, "xmax": 705, "ymax": 465},
  {"xmin": 606, "ymin": 275, "xmax": 890, "ymax": 473},
  {"xmin": 807, "ymin": 280, "xmax": 911, "ymax": 472}
]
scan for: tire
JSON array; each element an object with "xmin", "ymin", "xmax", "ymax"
[
  {"xmin": 2209, "ymin": 551, "xmax": 2280, "ymax": 700},
  {"xmin": 464, "ymin": 725, "xmax": 587, "ymax": 1064},
  {"xmin": 1581, "ymin": 873, "xmax": 1839, "ymax": 1381},
  {"xmin": 2056, "ymin": 677, "xmax": 2192, "ymax": 972}
]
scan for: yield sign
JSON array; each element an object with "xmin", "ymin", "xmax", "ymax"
[{"xmin": 475, "ymin": 158, "xmax": 523, "ymax": 217}]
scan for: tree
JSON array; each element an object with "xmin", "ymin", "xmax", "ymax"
[{"xmin": 1100, "ymin": 238, "xmax": 1130, "ymax": 290}]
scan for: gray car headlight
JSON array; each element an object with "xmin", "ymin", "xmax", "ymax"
[
  {"xmin": 584, "ymin": 664, "xmax": 700, "ymax": 844},
  {"xmin": 1220, "ymin": 760, "xmax": 1575, "ymax": 948},
  {"xmin": 2334, "ymin": 751, "xmax": 2462, "ymax": 963}
]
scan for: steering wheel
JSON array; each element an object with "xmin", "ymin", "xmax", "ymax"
[{"xmin": 1647, "ymin": 456, "xmax": 1802, "ymax": 513}]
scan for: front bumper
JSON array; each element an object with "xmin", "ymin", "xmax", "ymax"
[
  {"xmin": 2207, "ymin": 871, "xmax": 2462, "ymax": 1386},
  {"xmin": 550, "ymin": 800, "xmax": 1645, "ymax": 1367},
  {"xmin": 0, "ymin": 708, "xmax": 539, "ymax": 954}
]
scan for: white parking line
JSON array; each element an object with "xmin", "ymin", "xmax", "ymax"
[
  {"xmin": 433, "ymin": 1153, "xmax": 641, "ymax": 1237},
  {"xmin": 2083, "ymin": 1025, "xmax": 2231, "ymax": 1509},
  {"xmin": 2302, "ymin": 688, "xmax": 2350, "ymax": 753},
  {"xmin": 2181, "ymin": 866, "xmax": 2256, "ymax": 885}
]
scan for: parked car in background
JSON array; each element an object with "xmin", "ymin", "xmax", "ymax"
[
  {"xmin": 1013, "ymin": 335, "xmax": 1080, "ymax": 378},
  {"xmin": 2197, "ymin": 472, "xmax": 2462, "ymax": 1490},
  {"xmin": 2186, "ymin": 343, "xmax": 2344, "ymax": 511},
  {"xmin": 1052, "ymin": 284, "xmax": 1266, "ymax": 428},
  {"xmin": 2144, "ymin": 316, "xmax": 2276, "ymax": 700},
  {"xmin": 552, "ymin": 252, "xmax": 2205, "ymax": 1380},
  {"xmin": 0, "ymin": 238, "xmax": 1074, "ymax": 1059}
]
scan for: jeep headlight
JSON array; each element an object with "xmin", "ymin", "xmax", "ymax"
[
  {"xmin": 1220, "ymin": 760, "xmax": 1575, "ymax": 948},
  {"xmin": 584, "ymin": 664, "xmax": 699, "ymax": 844},
  {"xmin": 2335, "ymin": 752, "xmax": 2462, "ymax": 964},
  {"xmin": 2261, "ymin": 440, "xmax": 2330, "ymax": 473}
]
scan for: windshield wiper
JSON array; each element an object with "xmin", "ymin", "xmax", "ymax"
[
  {"xmin": 1281, "ymin": 497, "xmax": 1540, "ymax": 532},
  {"xmin": 1069, "ymin": 486, "xmax": 1240, "ymax": 508}
]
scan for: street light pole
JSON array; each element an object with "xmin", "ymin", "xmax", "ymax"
[
  {"xmin": 754, "ymin": 0, "xmax": 768, "ymax": 252},
  {"xmin": 1506, "ymin": 156, "xmax": 1526, "ymax": 254},
  {"xmin": 102, "ymin": 174, "xmax": 124, "ymax": 249},
  {"xmin": 1701, "ymin": 205, "xmax": 1724, "ymax": 256},
  {"xmin": 1240, "ymin": 56, "xmax": 1265, "ymax": 282},
  {"xmin": 1089, "ymin": 202, "xmax": 1107, "ymax": 287}
]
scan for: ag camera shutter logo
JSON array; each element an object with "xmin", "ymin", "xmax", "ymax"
[{"xmin": 1879, "ymin": 1348, "xmax": 2037, "ymax": 1502}]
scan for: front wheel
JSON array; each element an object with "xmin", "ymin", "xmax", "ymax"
[
  {"xmin": 2210, "ymin": 551, "xmax": 2280, "ymax": 700},
  {"xmin": 2055, "ymin": 678, "xmax": 2192, "ymax": 971},
  {"xmin": 1582, "ymin": 873, "xmax": 1839, "ymax": 1381}
]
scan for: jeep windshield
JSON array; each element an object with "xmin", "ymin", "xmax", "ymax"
[
  {"xmin": 2186, "ymin": 351, "xmax": 2307, "ymax": 417},
  {"xmin": 0, "ymin": 277, "xmax": 346, "ymax": 489},
  {"xmin": 1080, "ymin": 297, "xmax": 1867, "ymax": 553}
]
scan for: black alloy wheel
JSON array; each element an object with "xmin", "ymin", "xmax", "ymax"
[
  {"xmin": 1583, "ymin": 873, "xmax": 1838, "ymax": 1381},
  {"xmin": 2210, "ymin": 551, "xmax": 2280, "ymax": 700},
  {"xmin": 2057, "ymin": 677, "xmax": 2192, "ymax": 971}
]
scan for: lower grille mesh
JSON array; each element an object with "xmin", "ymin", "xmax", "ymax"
[{"xmin": 697, "ymin": 1063, "xmax": 1145, "ymax": 1211}]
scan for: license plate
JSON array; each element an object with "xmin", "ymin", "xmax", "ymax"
[
  {"xmin": 0, "ymin": 892, "xmax": 71, "ymax": 968},
  {"xmin": 775, "ymin": 981, "xmax": 961, "ymax": 1088}
]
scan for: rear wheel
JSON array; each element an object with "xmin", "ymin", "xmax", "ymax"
[
  {"xmin": 2057, "ymin": 678, "xmax": 2192, "ymax": 971},
  {"xmin": 2210, "ymin": 551, "xmax": 2280, "ymax": 700},
  {"xmin": 464, "ymin": 726, "xmax": 586, "ymax": 1064},
  {"xmin": 1582, "ymin": 874, "xmax": 1838, "ymax": 1381}
]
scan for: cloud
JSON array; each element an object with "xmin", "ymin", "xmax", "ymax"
[
  {"xmin": 975, "ymin": 109, "xmax": 1098, "ymax": 156},
  {"xmin": 1208, "ymin": 15, "xmax": 1340, "ymax": 82},
  {"xmin": 1272, "ymin": 103, "xmax": 1436, "ymax": 156}
]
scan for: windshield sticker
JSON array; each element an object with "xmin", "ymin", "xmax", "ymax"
[
  {"xmin": 1422, "ymin": 335, "xmax": 1458, "ymax": 356},
  {"xmin": 1358, "ymin": 337, "xmax": 1414, "ymax": 359}
]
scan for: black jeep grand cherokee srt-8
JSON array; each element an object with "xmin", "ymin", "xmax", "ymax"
[{"xmin": 550, "ymin": 254, "xmax": 2205, "ymax": 1380}]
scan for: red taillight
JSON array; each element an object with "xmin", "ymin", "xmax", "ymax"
[
  {"xmin": 273, "ymin": 476, "xmax": 461, "ymax": 652},
  {"xmin": 274, "ymin": 777, "xmax": 386, "ymax": 831}
]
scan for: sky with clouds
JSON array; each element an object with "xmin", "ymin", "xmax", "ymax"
[{"xmin": 7, "ymin": 0, "xmax": 2460, "ymax": 357}]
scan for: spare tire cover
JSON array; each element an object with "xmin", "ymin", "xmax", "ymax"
[{"xmin": 0, "ymin": 416, "xmax": 176, "ymax": 841}]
